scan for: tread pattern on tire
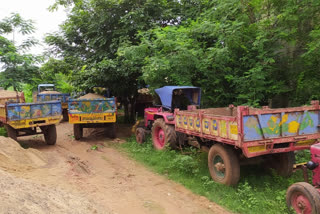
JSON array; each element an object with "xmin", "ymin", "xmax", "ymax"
[
  {"xmin": 208, "ymin": 144, "xmax": 240, "ymax": 186},
  {"xmin": 44, "ymin": 125, "xmax": 57, "ymax": 145},
  {"xmin": 151, "ymin": 118, "xmax": 177, "ymax": 150},
  {"xmin": 135, "ymin": 127, "xmax": 146, "ymax": 144},
  {"xmin": 286, "ymin": 182, "xmax": 320, "ymax": 214}
]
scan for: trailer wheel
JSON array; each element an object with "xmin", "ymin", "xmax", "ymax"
[
  {"xmin": 135, "ymin": 127, "xmax": 146, "ymax": 144},
  {"xmin": 74, "ymin": 124, "xmax": 83, "ymax": 140},
  {"xmin": 286, "ymin": 182, "xmax": 320, "ymax": 214},
  {"xmin": 62, "ymin": 109, "xmax": 69, "ymax": 121},
  {"xmin": 5, "ymin": 125, "xmax": 17, "ymax": 141},
  {"xmin": 151, "ymin": 119, "xmax": 176, "ymax": 150},
  {"xmin": 109, "ymin": 123, "xmax": 116, "ymax": 139},
  {"xmin": 44, "ymin": 125, "xmax": 57, "ymax": 145},
  {"xmin": 270, "ymin": 152, "xmax": 295, "ymax": 177},
  {"xmin": 208, "ymin": 144, "xmax": 240, "ymax": 186}
]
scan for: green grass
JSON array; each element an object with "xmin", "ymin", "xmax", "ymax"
[
  {"xmin": 0, "ymin": 127, "xmax": 7, "ymax": 137},
  {"xmin": 119, "ymin": 137, "xmax": 308, "ymax": 214}
]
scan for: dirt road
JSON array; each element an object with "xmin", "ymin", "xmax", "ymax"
[{"xmin": 3, "ymin": 122, "xmax": 231, "ymax": 214}]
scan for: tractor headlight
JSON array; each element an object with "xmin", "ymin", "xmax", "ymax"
[{"xmin": 306, "ymin": 161, "xmax": 319, "ymax": 170}]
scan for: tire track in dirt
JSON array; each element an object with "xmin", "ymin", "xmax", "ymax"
[{"xmin": 16, "ymin": 122, "xmax": 231, "ymax": 214}]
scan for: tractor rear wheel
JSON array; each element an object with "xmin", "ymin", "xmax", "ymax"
[
  {"xmin": 43, "ymin": 125, "xmax": 57, "ymax": 145},
  {"xmin": 208, "ymin": 144, "xmax": 240, "ymax": 186},
  {"xmin": 286, "ymin": 182, "xmax": 320, "ymax": 214},
  {"xmin": 151, "ymin": 118, "xmax": 176, "ymax": 150},
  {"xmin": 5, "ymin": 125, "xmax": 17, "ymax": 141},
  {"xmin": 74, "ymin": 124, "xmax": 83, "ymax": 140}
]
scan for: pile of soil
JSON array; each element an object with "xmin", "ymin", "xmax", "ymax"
[
  {"xmin": 0, "ymin": 137, "xmax": 47, "ymax": 172},
  {"xmin": 138, "ymin": 88, "xmax": 150, "ymax": 94},
  {"xmin": 78, "ymin": 93, "xmax": 105, "ymax": 99},
  {"xmin": 0, "ymin": 90, "xmax": 23, "ymax": 98},
  {"xmin": 39, "ymin": 91, "xmax": 61, "ymax": 95},
  {"xmin": 0, "ymin": 137, "xmax": 105, "ymax": 213},
  {"xmin": 0, "ymin": 169, "xmax": 103, "ymax": 214}
]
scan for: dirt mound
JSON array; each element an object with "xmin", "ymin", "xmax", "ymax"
[
  {"xmin": 0, "ymin": 169, "xmax": 106, "ymax": 214},
  {"xmin": 0, "ymin": 90, "xmax": 22, "ymax": 98},
  {"xmin": 0, "ymin": 137, "xmax": 47, "ymax": 172},
  {"xmin": 78, "ymin": 93, "xmax": 105, "ymax": 99},
  {"xmin": 39, "ymin": 91, "xmax": 61, "ymax": 94}
]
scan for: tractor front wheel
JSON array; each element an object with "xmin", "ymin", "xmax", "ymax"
[
  {"xmin": 151, "ymin": 119, "xmax": 176, "ymax": 150},
  {"xmin": 135, "ymin": 127, "xmax": 146, "ymax": 144},
  {"xmin": 208, "ymin": 144, "xmax": 240, "ymax": 186},
  {"xmin": 286, "ymin": 182, "xmax": 320, "ymax": 214}
]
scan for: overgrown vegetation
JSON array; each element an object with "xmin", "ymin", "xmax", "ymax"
[
  {"xmin": 120, "ymin": 138, "xmax": 310, "ymax": 214},
  {"xmin": 0, "ymin": 127, "xmax": 7, "ymax": 137},
  {"xmin": 47, "ymin": 0, "xmax": 320, "ymax": 110}
]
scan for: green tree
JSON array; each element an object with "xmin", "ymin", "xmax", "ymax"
[
  {"xmin": 47, "ymin": 0, "xmax": 196, "ymax": 121},
  {"xmin": 0, "ymin": 13, "xmax": 39, "ymax": 91}
]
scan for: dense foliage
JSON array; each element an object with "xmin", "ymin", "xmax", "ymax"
[
  {"xmin": 2, "ymin": 0, "xmax": 319, "ymax": 115},
  {"xmin": 46, "ymin": 0, "xmax": 320, "ymax": 112}
]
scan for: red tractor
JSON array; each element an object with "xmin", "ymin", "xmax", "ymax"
[
  {"xmin": 286, "ymin": 142, "xmax": 320, "ymax": 214},
  {"xmin": 135, "ymin": 86, "xmax": 201, "ymax": 149}
]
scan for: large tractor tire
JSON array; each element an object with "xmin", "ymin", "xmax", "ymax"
[
  {"xmin": 43, "ymin": 125, "xmax": 57, "ymax": 145},
  {"xmin": 151, "ymin": 118, "xmax": 177, "ymax": 150},
  {"xmin": 74, "ymin": 124, "xmax": 83, "ymax": 140},
  {"xmin": 286, "ymin": 182, "xmax": 320, "ymax": 214},
  {"xmin": 135, "ymin": 127, "xmax": 146, "ymax": 144},
  {"xmin": 5, "ymin": 124, "xmax": 17, "ymax": 141},
  {"xmin": 269, "ymin": 152, "xmax": 295, "ymax": 177},
  {"xmin": 208, "ymin": 144, "xmax": 240, "ymax": 186}
]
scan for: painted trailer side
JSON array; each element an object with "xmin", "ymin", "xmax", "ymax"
[
  {"xmin": 1, "ymin": 101, "xmax": 62, "ymax": 129},
  {"xmin": 175, "ymin": 100, "xmax": 320, "ymax": 158},
  {"xmin": 68, "ymin": 98, "xmax": 116, "ymax": 124},
  {"xmin": 37, "ymin": 93, "xmax": 70, "ymax": 109},
  {"xmin": 68, "ymin": 97, "xmax": 117, "ymax": 140}
]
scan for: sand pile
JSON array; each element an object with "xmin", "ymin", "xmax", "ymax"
[
  {"xmin": 0, "ymin": 90, "xmax": 23, "ymax": 98},
  {"xmin": 138, "ymin": 88, "xmax": 150, "ymax": 94},
  {"xmin": 0, "ymin": 169, "xmax": 105, "ymax": 214},
  {"xmin": 39, "ymin": 91, "xmax": 61, "ymax": 94},
  {"xmin": 0, "ymin": 137, "xmax": 47, "ymax": 172},
  {"xmin": 78, "ymin": 93, "xmax": 105, "ymax": 99},
  {"xmin": 0, "ymin": 136, "xmax": 108, "ymax": 213}
]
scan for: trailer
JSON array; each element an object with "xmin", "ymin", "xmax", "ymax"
[
  {"xmin": 0, "ymin": 99, "xmax": 62, "ymax": 145},
  {"xmin": 174, "ymin": 100, "xmax": 320, "ymax": 185},
  {"xmin": 68, "ymin": 96, "xmax": 117, "ymax": 140},
  {"xmin": 136, "ymin": 86, "xmax": 320, "ymax": 186},
  {"xmin": 35, "ymin": 84, "xmax": 70, "ymax": 121}
]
